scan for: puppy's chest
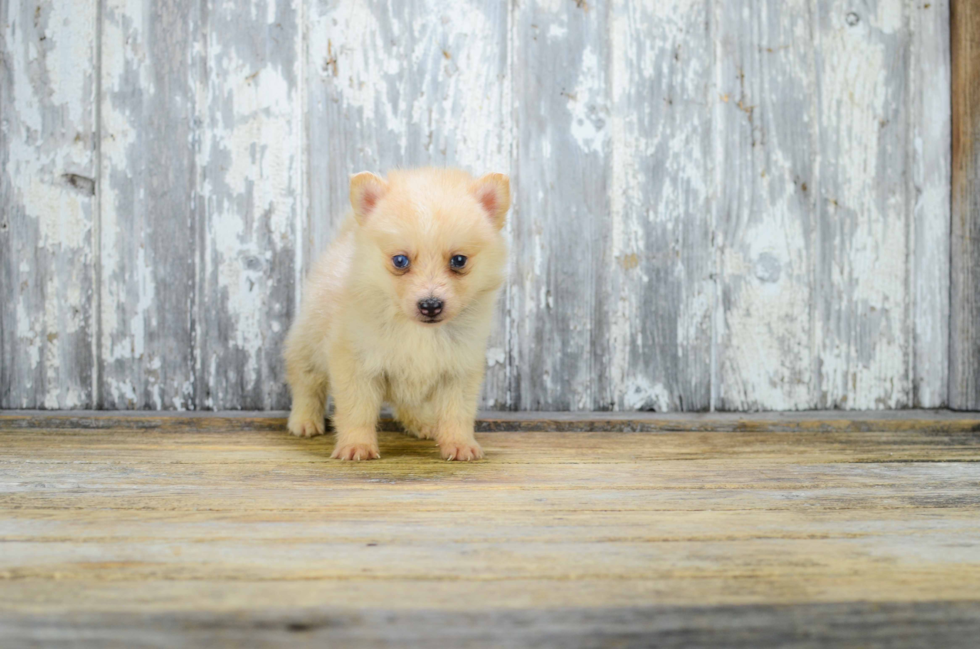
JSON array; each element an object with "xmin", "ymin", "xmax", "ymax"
[{"xmin": 361, "ymin": 327, "xmax": 464, "ymax": 386}]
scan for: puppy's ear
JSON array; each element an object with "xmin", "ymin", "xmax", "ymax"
[
  {"xmin": 470, "ymin": 173, "xmax": 511, "ymax": 230},
  {"xmin": 350, "ymin": 172, "xmax": 388, "ymax": 224}
]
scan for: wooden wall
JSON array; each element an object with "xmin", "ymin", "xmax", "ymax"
[
  {"xmin": 0, "ymin": 0, "xmax": 956, "ymax": 411},
  {"xmin": 951, "ymin": 0, "xmax": 980, "ymax": 410}
]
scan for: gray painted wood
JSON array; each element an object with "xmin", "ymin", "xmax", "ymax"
[
  {"xmin": 0, "ymin": 0, "xmax": 960, "ymax": 411},
  {"xmin": 911, "ymin": 1, "xmax": 950, "ymax": 408},
  {"xmin": 951, "ymin": 0, "xmax": 980, "ymax": 410},
  {"xmin": 0, "ymin": 0, "xmax": 97, "ymax": 408},
  {"xmin": 600, "ymin": 0, "xmax": 712, "ymax": 412},
  {"xmin": 813, "ymin": 0, "xmax": 913, "ymax": 409},
  {"xmin": 510, "ymin": 0, "xmax": 609, "ymax": 410},
  {"xmin": 98, "ymin": 0, "xmax": 201, "ymax": 408},
  {"xmin": 714, "ymin": 0, "xmax": 817, "ymax": 410},
  {"xmin": 198, "ymin": 0, "xmax": 302, "ymax": 409}
]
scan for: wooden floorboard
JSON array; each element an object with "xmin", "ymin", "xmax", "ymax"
[{"xmin": 2, "ymin": 413, "xmax": 980, "ymax": 647}]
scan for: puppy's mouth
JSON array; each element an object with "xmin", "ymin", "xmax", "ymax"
[{"xmin": 419, "ymin": 316, "xmax": 444, "ymax": 325}]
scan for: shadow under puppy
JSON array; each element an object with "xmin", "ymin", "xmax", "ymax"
[{"xmin": 284, "ymin": 168, "xmax": 510, "ymax": 461}]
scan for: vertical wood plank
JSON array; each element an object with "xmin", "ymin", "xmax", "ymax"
[
  {"xmin": 0, "ymin": 0, "xmax": 97, "ymax": 408},
  {"xmin": 601, "ymin": 0, "xmax": 712, "ymax": 411},
  {"xmin": 813, "ymin": 0, "xmax": 911, "ymax": 409},
  {"xmin": 306, "ymin": 0, "xmax": 511, "ymax": 408},
  {"xmin": 950, "ymin": 0, "xmax": 980, "ymax": 409},
  {"xmin": 198, "ymin": 0, "xmax": 303, "ymax": 409},
  {"xmin": 510, "ymin": 0, "xmax": 609, "ymax": 410},
  {"xmin": 99, "ymin": 0, "xmax": 201, "ymax": 408},
  {"xmin": 713, "ymin": 0, "xmax": 817, "ymax": 410},
  {"xmin": 911, "ymin": 1, "xmax": 950, "ymax": 407}
]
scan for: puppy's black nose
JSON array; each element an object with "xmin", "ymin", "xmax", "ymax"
[{"xmin": 417, "ymin": 298, "xmax": 444, "ymax": 318}]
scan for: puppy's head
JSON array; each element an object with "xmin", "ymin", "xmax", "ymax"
[{"xmin": 349, "ymin": 168, "xmax": 510, "ymax": 326}]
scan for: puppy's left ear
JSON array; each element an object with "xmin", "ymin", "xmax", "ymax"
[{"xmin": 470, "ymin": 173, "xmax": 511, "ymax": 230}]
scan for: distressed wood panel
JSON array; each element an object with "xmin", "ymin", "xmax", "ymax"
[
  {"xmin": 601, "ymin": 0, "xmax": 712, "ymax": 412},
  {"xmin": 198, "ymin": 0, "xmax": 302, "ymax": 409},
  {"xmin": 812, "ymin": 0, "xmax": 912, "ymax": 409},
  {"xmin": 306, "ymin": 0, "xmax": 511, "ymax": 408},
  {"xmin": 950, "ymin": 0, "xmax": 980, "ymax": 409},
  {"xmin": 0, "ymin": 1, "xmax": 959, "ymax": 412},
  {"xmin": 510, "ymin": 0, "xmax": 609, "ymax": 410},
  {"xmin": 99, "ymin": 0, "xmax": 201, "ymax": 408},
  {"xmin": 714, "ymin": 0, "xmax": 817, "ymax": 410},
  {"xmin": 4, "ymin": 604, "xmax": 980, "ymax": 649},
  {"xmin": 911, "ymin": 1, "xmax": 950, "ymax": 407},
  {"xmin": 2, "ymin": 416, "xmax": 980, "ymax": 646},
  {"xmin": 0, "ymin": 0, "xmax": 97, "ymax": 408}
]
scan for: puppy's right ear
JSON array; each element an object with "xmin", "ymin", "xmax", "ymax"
[{"xmin": 350, "ymin": 172, "xmax": 388, "ymax": 224}]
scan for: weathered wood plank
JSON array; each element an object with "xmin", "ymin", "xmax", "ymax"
[
  {"xmin": 0, "ymin": 0, "xmax": 97, "ymax": 408},
  {"xmin": 99, "ymin": 0, "xmax": 201, "ymax": 408},
  {"xmin": 306, "ymin": 0, "xmax": 512, "ymax": 408},
  {"xmin": 600, "ymin": 0, "xmax": 712, "ymax": 412},
  {"xmin": 813, "ymin": 0, "xmax": 912, "ymax": 408},
  {"xmin": 510, "ymin": 0, "xmax": 608, "ymax": 410},
  {"xmin": 1, "ymin": 419, "xmax": 979, "ymax": 646},
  {"xmin": 951, "ymin": 0, "xmax": 980, "ymax": 409},
  {"xmin": 714, "ymin": 0, "xmax": 817, "ymax": 410},
  {"xmin": 3, "ymin": 409, "xmax": 980, "ymax": 433},
  {"xmin": 0, "ymin": 1, "xmax": 962, "ymax": 413},
  {"xmin": 198, "ymin": 0, "xmax": 302, "ymax": 409},
  {"xmin": 3, "ymin": 602, "xmax": 980, "ymax": 649},
  {"xmin": 911, "ymin": 1, "xmax": 950, "ymax": 407}
]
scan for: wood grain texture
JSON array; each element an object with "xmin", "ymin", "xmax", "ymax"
[
  {"xmin": 510, "ymin": 0, "xmax": 609, "ymax": 410},
  {"xmin": 4, "ymin": 408, "xmax": 980, "ymax": 433},
  {"xmin": 813, "ymin": 0, "xmax": 912, "ymax": 409},
  {"xmin": 98, "ymin": 0, "xmax": 201, "ymax": 408},
  {"xmin": 714, "ymin": 0, "xmax": 817, "ymax": 410},
  {"xmin": 198, "ymin": 0, "xmax": 302, "ymax": 409},
  {"xmin": 951, "ymin": 0, "xmax": 980, "ymax": 409},
  {"xmin": 0, "ymin": 1, "xmax": 959, "ymax": 412},
  {"xmin": 0, "ymin": 0, "xmax": 97, "ymax": 408},
  {"xmin": 911, "ymin": 1, "xmax": 950, "ymax": 407},
  {"xmin": 1, "ymin": 415, "xmax": 979, "ymax": 647},
  {"xmin": 3, "ymin": 602, "xmax": 980, "ymax": 649},
  {"xmin": 602, "ymin": 0, "xmax": 712, "ymax": 412},
  {"xmin": 306, "ymin": 0, "xmax": 512, "ymax": 408}
]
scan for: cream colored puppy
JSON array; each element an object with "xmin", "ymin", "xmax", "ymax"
[{"xmin": 284, "ymin": 167, "xmax": 510, "ymax": 461}]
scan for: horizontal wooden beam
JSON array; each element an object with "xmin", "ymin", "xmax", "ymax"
[{"xmin": 2, "ymin": 410, "xmax": 979, "ymax": 434}]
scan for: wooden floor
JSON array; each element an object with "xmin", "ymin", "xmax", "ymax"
[{"xmin": 2, "ymin": 411, "xmax": 980, "ymax": 648}]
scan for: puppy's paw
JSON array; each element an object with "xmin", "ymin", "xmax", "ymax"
[
  {"xmin": 331, "ymin": 442, "xmax": 381, "ymax": 461},
  {"xmin": 439, "ymin": 441, "xmax": 484, "ymax": 461},
  {"xmin": 288, "ymin": 413, "xmax": 325, "ymax": 438}
]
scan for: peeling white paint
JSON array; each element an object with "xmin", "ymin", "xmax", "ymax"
[
  {"xmin": 816, "ymin": 3, "xmax": 909, "ymax": 409},
  {"xmin": 486, "ymin": 347, "xmax": 505, "ymax": 367},
  {"xmin": 566, "ymin": 46, "xmax": 608, "ymax": 155},
  {"xmin": 623, "ymin": 378, "xmax": 670, "ymax": 412},
  {"xmin": 3, "ymin": 0, "xmax": 96, "ymax": 408},
  {"xmin": 2, "ymin": 0, "xmax": 953, "ymax": 412}
]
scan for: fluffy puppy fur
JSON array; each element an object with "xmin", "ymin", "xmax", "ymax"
[{"xmin": 284, "ymin": 167, "xmax": 510, "ymax": 461}]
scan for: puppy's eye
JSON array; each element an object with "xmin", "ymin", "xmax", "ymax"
[
  {"xmin": 450, "ymin": 255, "xmax": 467, "ymax": 270},
  {"xmin": 392, "ymin": 255, "xmax": 410, "ymax": 270}
]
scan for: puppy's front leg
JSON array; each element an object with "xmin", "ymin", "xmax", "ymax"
[
  {"xmin": 433, "ymin": 371, "xmax": 484, "ymax": 461},
  {"xmin": 328, "ymin": 349, "xmax": 383, "ymax": 461}
]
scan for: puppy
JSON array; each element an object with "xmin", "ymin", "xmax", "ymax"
[{"xmin": 283, "ymin": 167, "xmax": 510, "ymax": 461}]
